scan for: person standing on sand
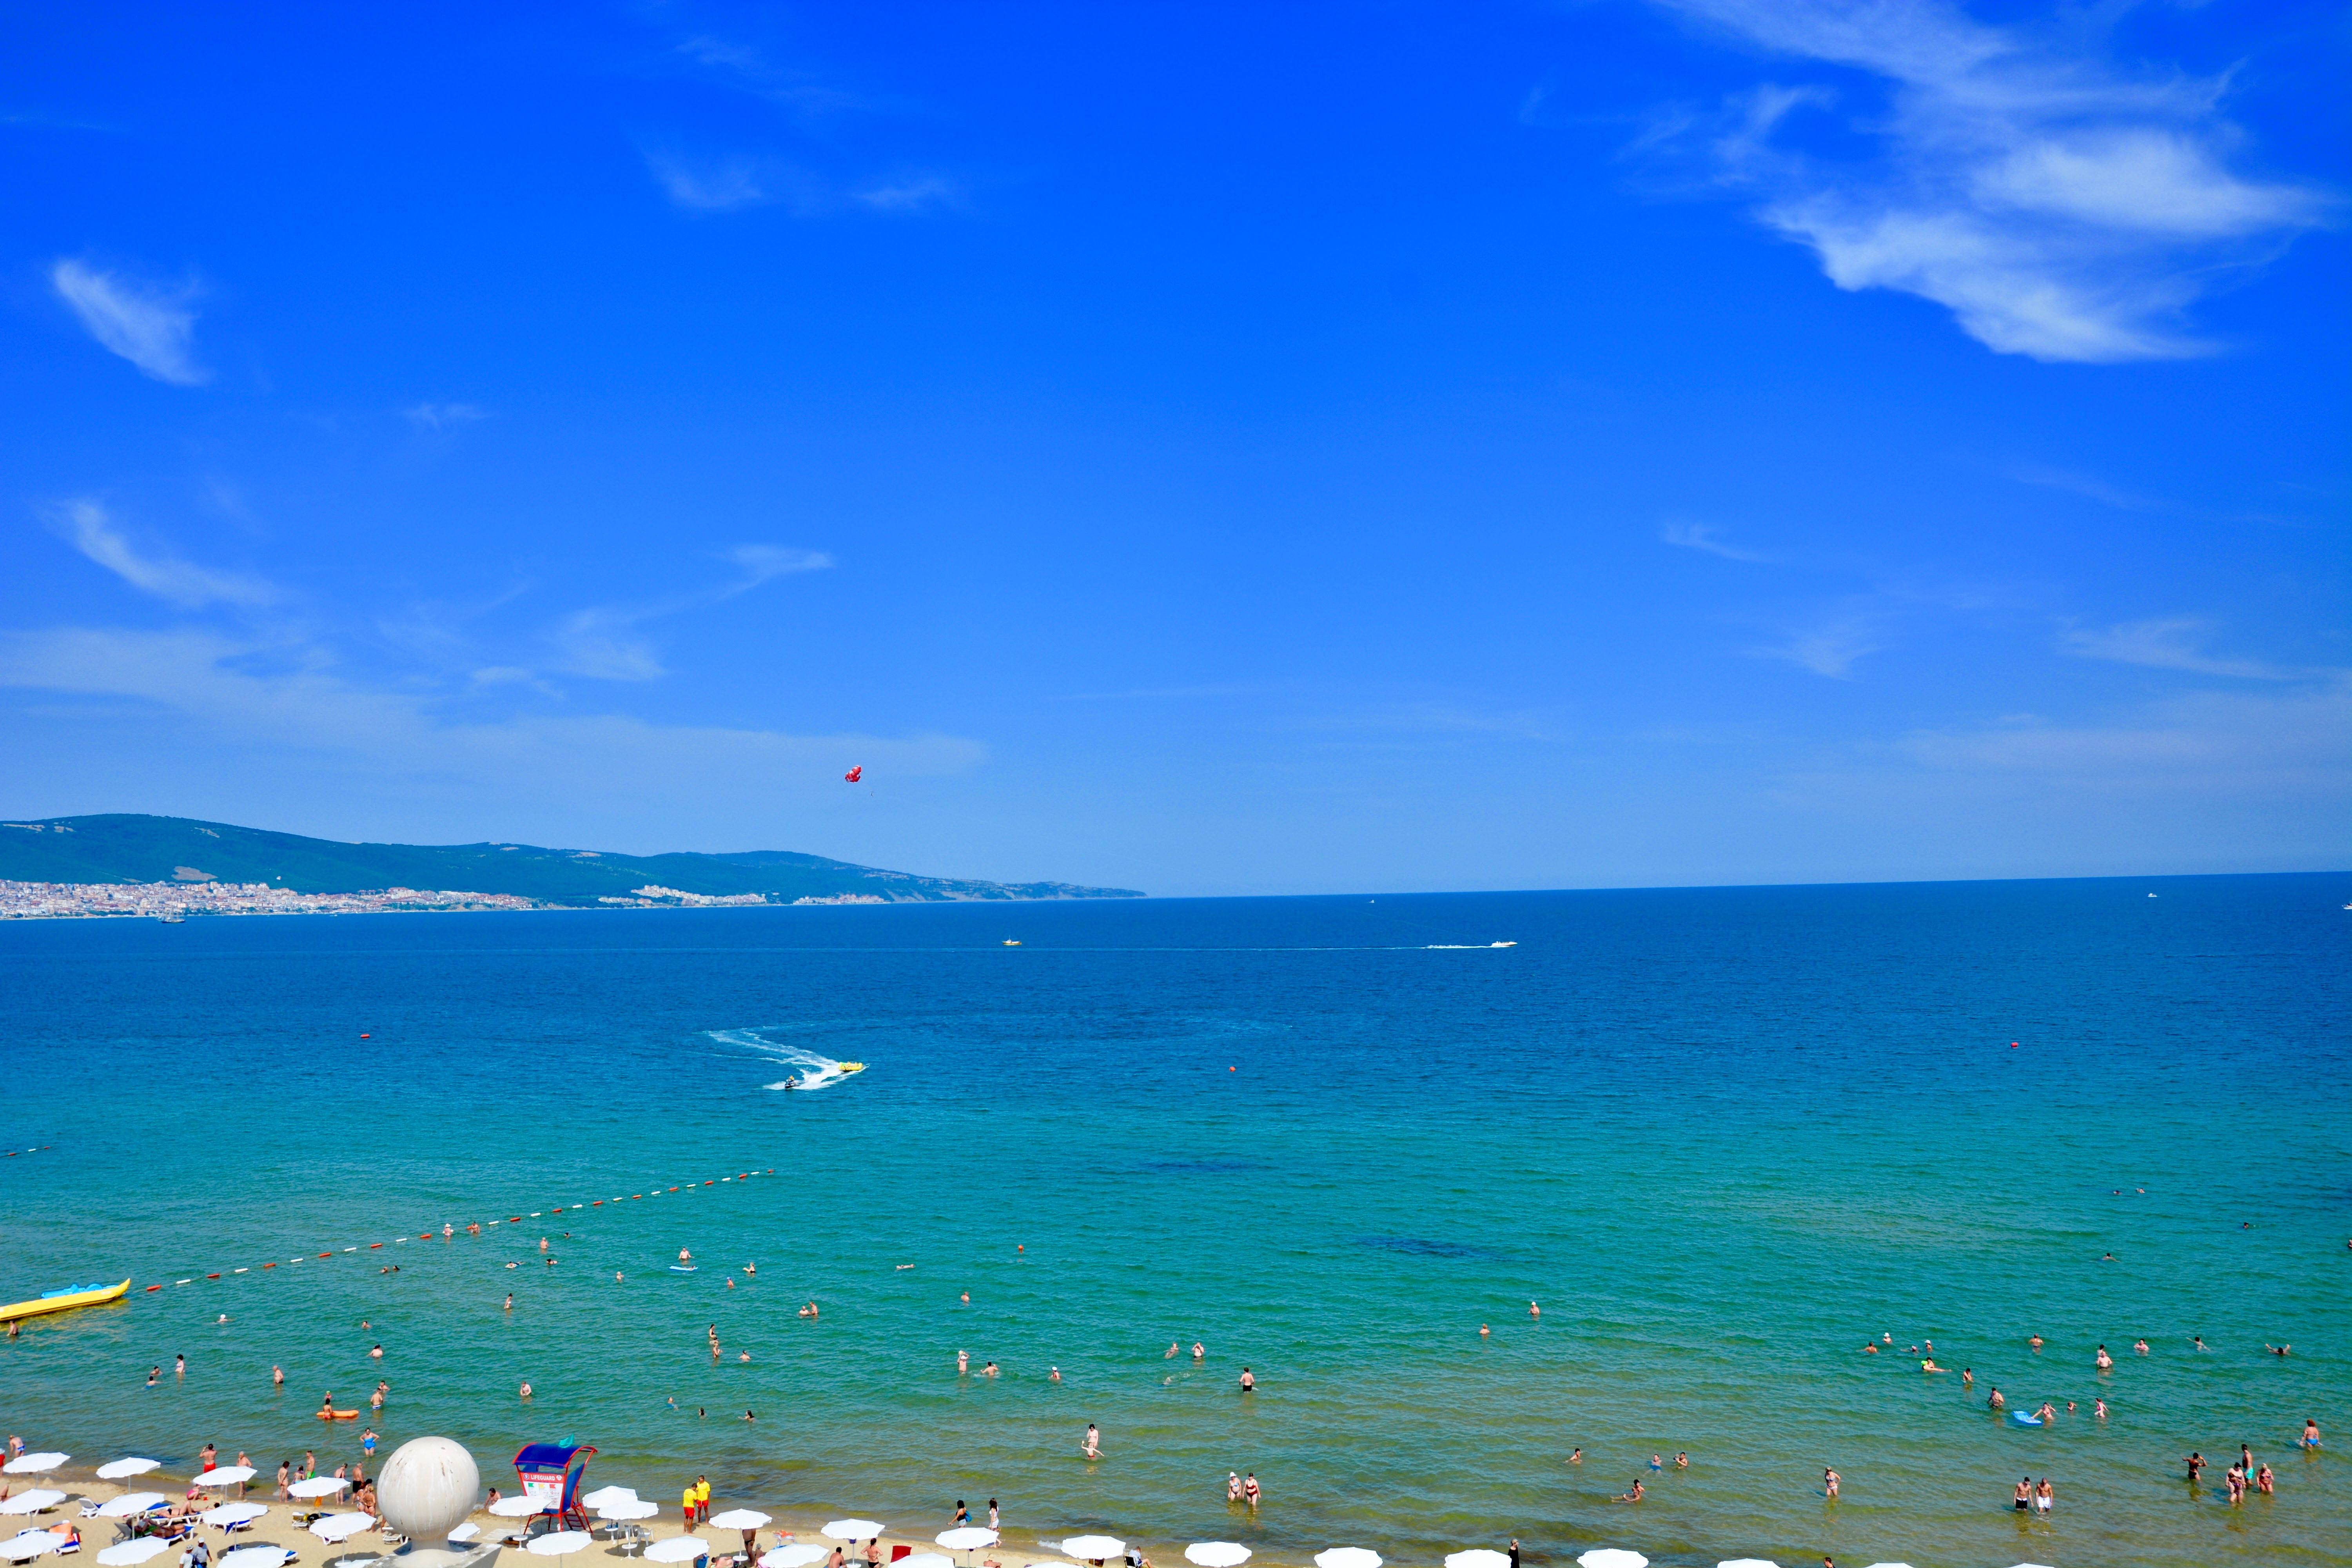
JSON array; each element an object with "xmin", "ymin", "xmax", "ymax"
[{"xmin": 275, "ymin": 1463, "xmax": 290, "ymax": 1501}]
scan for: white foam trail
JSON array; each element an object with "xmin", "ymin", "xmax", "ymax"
[
  {"xmin": 709, "ymin": 1028, "xmax": 852, "ymax": 1091},
  {"xmin": 1424, "ymin": 941, "xmax": 1517, "ymax": 949}
]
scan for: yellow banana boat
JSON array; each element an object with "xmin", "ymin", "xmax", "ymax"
[
  {"xmin": 838, "ymin": 1062, "xmax": 867, "ymax": 1074},
  {"xmin": 1, "ymin": 1278, "xmax": 131, "ymax": 1323}
]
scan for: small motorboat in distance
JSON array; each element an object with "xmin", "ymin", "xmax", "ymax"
[{"xmin": 1002, "ymin": 939, "xmax": 1021, "ymax": 946}]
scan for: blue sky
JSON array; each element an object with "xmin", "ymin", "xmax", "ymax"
[{"xmin": 2, "ymin": 2, "xmax": 2345, "ymax": 896}]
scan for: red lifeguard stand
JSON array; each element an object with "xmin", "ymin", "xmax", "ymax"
[{"xmin": 512, "ymin": 1443, "xmax": 598, "ymax": 1533}]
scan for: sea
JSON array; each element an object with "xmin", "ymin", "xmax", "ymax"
[{"xmin": 1, "ymin": 876, "xmax": 2345, "ymax": 1568}]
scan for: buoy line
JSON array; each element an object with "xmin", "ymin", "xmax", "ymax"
[{"xmin": 135, "ymin": 1167, "xmax": 782, "ymax": 1297}]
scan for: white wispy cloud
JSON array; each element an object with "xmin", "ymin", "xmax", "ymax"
[
  {"xmin": 1897, "ymin": 681, "xmax": 2351, "ymax": 790},
  {"xmin": 545, "ymin": 545, "xmax": 833, "ymax": 680},
  {"xmin": 1753, "ymin": 615, "xmax": 1885, "ymax": 678},
  {"xmin": 547, "ymin": 607, "xmax": 665, "ymax": 682},
  {"xmin": 853, "ymin": 175, "xmax": 957, "ymax": 213},
  {"xmin": 1661, "ymin": 520, "xmax": 1773, "ymax": 561},
  {"xmin": 645, "ymin": 151, "xmax": 781, "ymax": 212},
  {"xmin": 49, "ymin": 499, "xmax": 275, "ymax": 608},
  {"xmin": 722, "ymin": 544, "xmax": 833, "ymax": 588},
  {"xmin": 2060, "ymin": 617, "xmax": 2303, "ymax": 681},
  {"xmin": 1650, "ymin": 0, "xmax": 2329, "ymax": 361},
  {"xmin": 51, "ymin": 260, "xmax": 209, "ymax": 385},
  {"xmin": 0, "ymin": 626, "xmax": 985, "ymax": 802},
  {"xmin": 403, "ymin": 402, "xmax": 489, "ymax": 431}
]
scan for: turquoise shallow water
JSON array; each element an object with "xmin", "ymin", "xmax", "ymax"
[{"xmin": 1, "ymin": 876, "xmax": 2347, "ymax": 1568}]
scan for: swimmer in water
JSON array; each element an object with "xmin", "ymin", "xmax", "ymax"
[
  {"xmin": 1166, "ymin": 1343, "xmax": 1179, "ymax": 1359},
  {"xmin": 1239, "ymin": 1367, "xmax": 1254, "ymax": 1391},
  {"xmin": 679, "ymin": 1248, "xmax": 692, "ymax": 1264},
  {"xmin": 503, "ymin": 1294, "xmax": 513, "ymax": 1310},
  {"xmin": 1921, "ymin": 1358, "xmax": 1944, "ymax": 1372},
  {"xmin": 1049, "ymin": 1366, "xmax": 1061, "ymax": 1382},
  {"xmin": 1193, "ymin": 1342, "xmax": 1205, "ymax": 1360},
  {"xmin": 2029, "ymin": 1334, "xmax": 2043, "ymax": 1350},
  {"xmin": 519, "ymin": 1381, "xmax": 533, "ymax": 1399},
  {"xmin": 957, "ymin": 1350, "xmax": 969, "ymax": 1375},
  {"xmin": 1824, "ymin": 1467, "xmax": 1840, "ymax": 1499},
  {"xmin": 1567, "ymin": 1449, "xmax": 1581, "ymax": 1464},
  {"xmin": 1613, "ymin": 1479, "xmax": 1643, "ymax": 1503},
  {"xmin": 1082, "ymin": 1424, "xmax": 1100, "ymax": 1459},
  {"xmin": 2095, "ymin": 1399, "xmax": 2108, "ymax": 1419},
  {"xmin": 1530, "ymin": 1301, "xmax": 1539, "ymax": 1318},
  {"xmin": 2301, "ymin": 1419, "xmax": 2321, "ymax": 1449},
  {"xmin": 1479, "ymin": 1325, "xmax": 1490, "ymax": 1338},
  {"xmin": 2134, "ymin": 1339, "xmax": 2149, "ymax": 1354},
  {"xmin": 2096, "ymin": 1345, "xmax": 2113, "ymax": 1369}
]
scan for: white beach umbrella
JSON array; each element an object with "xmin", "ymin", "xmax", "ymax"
[
  {"xmin": 1185, "ymin": 1548, "xmax": 1248, "ymax": 1568},
  {"xmin": 289, "ymin": 1477, "xmax": 350, "ymax": 1500},
  {"xmin": 194, "ymin": 1468, "xmax": 256, "ymax": 1488},
  {"xmin": 1, "ymin": 1457, "xmax": 67, "ymax": 1477},
  {"xmin": 1445, "ymin": 1553, "xmax": 1509, "ymax": 1568},
  {"xmin": 96, "ymin": 1545, "xmax": 171, "ymax": 1568},
  {"xmin": 490, "ymin": 1497, "xmax": 551, "ymax": 1517},
  {"xmin": 220, "ymin": 1547, "xmax": 294, "ymax": 1568},
  {"xmin": 897, "ymin": 1555, "xmax": 952, "ymax": 1568},
  {"xmin": 0, "ymin": 1495, "xmax": 65, "ymax": 1517},
  {"xmin": 1058, "ymin": 1538, "xmax": 1123, "ymax": 1563},
  {"xmin": 581, "ymin": 1488, "xmax": 640, "ymax": 1511},
  {"xmin": 0, "ymin": 1532, "xmax": 59, "ymax": 1562},
  {"xmin": 762, "ymin": 1550, "xmax": 828, "ymax": 1568},
  {"xmin": 938, "ymin": 1531, "xmax": 998, "ymax": 1552},
  {"xmin": 710, "ymin": 1512, "xmax": 772, "ymax": 1532},
  {"xmin": 822, "ymin": 1523, "xmax": 885, "ymax": 1543},
  {"xmin": 1860, "ymin": 1563, "xmax": 1916, "ymax": 1568},
  {"xmin": 94, "ymin": 1544, "xmax": 171, "ymax": 1568},
  {"xmin": 526, "ymin": 1532, "xmax": 597, "ymax": 1559},
  {"xmin": 1719, "ymin": 1561, "xmax": 1780, "ymax": 1568},
  {"xmin": 94, "ymin": 1461, "xmax": 160, "ymax": 1483},
  {"xmin": 96, "ymin": 1495, "xmax": 167, "ymax": 1519},
  {"xmin": 309, "ymin": 1513, "xmax": 377, "ymax": 1542},
  {"xmin": 598, "ymin": 1502, "xmax": 659, "ymax": 1523},
  {"xmin": 643, "ymin": 1538, "xmax": 708, "ymax": 1564},
  {"xmin": 1314, "ymin": 1552, "xmax": 1380, "ymax": 1568},
  {"xmin": 200, "ymin": 1503, "xmax": 268, "ymax": 1527},
  {"xmin": 1576, "ymin": 1555, "xmax": 1648, "ymax": 1568}
]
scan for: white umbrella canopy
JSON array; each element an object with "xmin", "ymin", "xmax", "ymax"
[
  {"xmin": 761, "ymin": 1550, "xmax": 827, "ymax": 1568},
  {"xmin": 288, "ymin": 1478, "xmax": 350, "ymax": 1500},
  {"xmin": 309, "ymin": 1513, "xmax": 377, "ymax": 1542},
  {"xmin": 0, "ymin": 1495, "xmax": 65, "ymax": 1517},
  {"xmin": 1314, "ymin": 1552, "xmax": 1380, "ymax": 1568},
  {"xmin": 97, "ymin": 1495, "xmax": 167, "ymax": 1519},
  {"xmin": 598, "ymin": 1503, "xmax": 660, "ymax": 1523},
  {"xmin": 1719, "ymin": 1561, "xmax": 1780, "ymax": 1568},
  {"xmin": 581, "ymin": 1488, "xmax": 640, "ymax": 1511},
  {"xmin": 1058, "ymin": 1539, "xmax": 1124, "ymax": 1563},
  {"xmin": 526, "ymin": 1532, "xmax": 597, "ymax": 1558},
  {"xmin": 709, "ymin": 1512, "xmax": 773, "ymax": 1532},
  {"xmin": 1, "ymin": 1456, "xmax": 67, "ymax": 1476},
  {"xmin": 822, "ymin": 1523, "xmax": 885, "ymax": 1544},
  {"xmin": 1445, "ymin": 1553, "xmax": 1510, "ymax": 1568},
  {"xmin": 938, "ymin": 1531, "xmax": 999, "ymax": 1552},
  {"xmin": 96, "ymin": 1545, "xmax": 171, "ymax": 1568},
  {"xmin": 1860, "ymin": 1563, "xmax": 1917, "ymax": 1568},
  {"xmin": 898, "ymin": 1555, "xmax": 952, "ymax": 1568},
  {"xmin": 490, "ymin": 1497, "xmax": 552, "ymax": 1518},
  {"xmin": 1577, "ymin": 1555, "xmax": 1649, "ymax": 1568},
  {"xmin": 220, "ymin": 1548, "xmax": 295, "ymax": 1568},
  {"xmin": 200, "ymin": 1504, "xmax": 268, "ymax": 1526},
  {"xmin": 194, "ymin": 1469, "xmax": 257, "ymax": 1488},
  {"xmin": 1185, "ymin": 1548, "xmax": 1249, "ymax": 1568},
  {"xmin": 0, "ymin": 1533, "xmax": 59, "ymax": 1562},
  {"xmin": 94, "ymin": 1461, "xmax": 160, "ymax": 1483},
  {"xmin": 643, "ymin": 1538, "xmax": 709, "ymax": 1563}
]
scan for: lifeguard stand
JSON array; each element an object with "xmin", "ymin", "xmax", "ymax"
[{"xmin": 512, "ymin": 1442, "xmax": 598, "ymax": 1533}]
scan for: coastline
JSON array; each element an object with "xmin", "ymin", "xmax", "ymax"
[{"xmin": 17, "ymin": 1466, "xmax": 1262, "ymax": 1568}]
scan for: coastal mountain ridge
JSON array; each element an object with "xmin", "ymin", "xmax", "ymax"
[{"xmin": 0, "ymin": 813, "xmax": 1144, "ymax": 904}]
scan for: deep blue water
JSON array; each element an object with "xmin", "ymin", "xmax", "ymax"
[{"xmin": 2, "ymin": 875, "xmax": 2347, "ymax": 1568}]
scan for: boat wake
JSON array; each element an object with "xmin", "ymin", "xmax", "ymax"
[
  {"xmin": 1425, "ymin": 941, "xmax": 1517, "ymax": 949},
  {"xmin": 709, "ymin": 1029, "xmax": 856, "ymax": 1091}
]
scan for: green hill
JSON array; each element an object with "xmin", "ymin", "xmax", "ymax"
[{"xmin": 0, "ymin": 814, "xmax": 1142, "ymax": 904}]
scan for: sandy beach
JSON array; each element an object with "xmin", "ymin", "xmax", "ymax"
[{"xmin": 9, "ymin": 1467, "xmax": 1203, "ymax": 1568}]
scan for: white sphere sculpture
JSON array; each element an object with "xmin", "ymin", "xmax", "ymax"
[{"xmin": 376, "ymin": 1437, "xmax": 481, "ymax": 1543}]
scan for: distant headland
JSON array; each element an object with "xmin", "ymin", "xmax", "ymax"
[{"xmin": 0, "ymin": 813, "xmax": 1143, "ymax": 918}]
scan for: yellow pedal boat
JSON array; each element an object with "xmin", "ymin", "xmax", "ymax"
[{"xmin": 1, "ymin": 1278, "xmax": 131, "ymax": 1323}]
